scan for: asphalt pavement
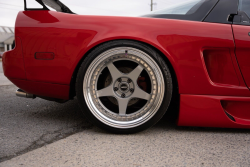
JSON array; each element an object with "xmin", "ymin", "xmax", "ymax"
[
  {"xmin": 0, "ymin": 85, "xmax": 92, "ymax": 162},
  {"xmin": 1, "ymin": 61, "xmax": 250, "ymax": 166}
]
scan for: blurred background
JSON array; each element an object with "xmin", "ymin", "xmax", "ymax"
[{"xmin": 0, "ymin": 0, "xmax": 185, "ymax": 27}]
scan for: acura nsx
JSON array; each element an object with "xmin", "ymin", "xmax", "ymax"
[{"xmin": 2, "ymin": 0, "xmax": 250, "ymax": 133}]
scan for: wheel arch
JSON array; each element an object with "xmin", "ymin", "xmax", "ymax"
[{"xmin": 69, "ymin": 39, "xmax": 180, "ymax": 114}]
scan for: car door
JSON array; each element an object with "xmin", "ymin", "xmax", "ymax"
[{"xmin": 232, "ymin": 0, "xmax": 250, "ymax": 89}]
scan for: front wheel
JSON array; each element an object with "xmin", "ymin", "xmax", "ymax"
[{"xmin": 76, "ymin": 40, "xmax": 173, "ymax": 133}]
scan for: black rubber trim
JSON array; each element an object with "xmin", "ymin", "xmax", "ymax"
[{"xmin": 224, "ymin": 110, "xmax": 236, "ymax": 122}]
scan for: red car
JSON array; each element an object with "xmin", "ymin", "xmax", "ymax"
[{"xmin": 2, "ymin": 0, "xmax": 250, "ymax": 133}]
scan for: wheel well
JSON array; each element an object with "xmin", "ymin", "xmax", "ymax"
[{"xmin": 69, "ymin": 39, "xmax": 179, "ymax": 116}]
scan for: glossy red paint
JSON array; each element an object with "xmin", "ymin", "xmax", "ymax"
[
  {"xmin": 178, "ymin": 95, "xmax": 250, "ymax": 128},
  {"xmin": 3, "ymin": 10, "xmax": 250, "ymax": 128},
  {"xmin": 12, "ymin": 11, "xmax": 249, "ymax": 96},
  {"xmin": 2, "ymin": 37, "xmax": 26, "ymax": 80},
  {"xmin": 202, "ymin": 48, "xmax": 239, "ymax": 86},
  {"xmin": 232, "ymin": 25, "xmax": 250, "ymax": 89},
  {"xmin": 222, "ymin": 100, "xmax": 250, "ymax": 124},
  {"xmin": 9, "ymin": 78, "xmax": 69, "ymax": 100}
]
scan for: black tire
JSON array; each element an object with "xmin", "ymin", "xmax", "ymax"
[{"xmin": 76, "ymin": 40, "xmax": 173, "ymax": 133}]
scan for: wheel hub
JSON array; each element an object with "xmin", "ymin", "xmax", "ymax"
[{"xmin": 114, "ymin": 77, "xmax": 134, "ymax": 98}]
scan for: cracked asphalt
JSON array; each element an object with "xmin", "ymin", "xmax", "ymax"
[
  {"xmin": 1, "ymin": 62, "xmax": 250, "ymax": 166},
  {"xmin": 0, "ymin": 85, "xmax": 93, "ymax": 162}
]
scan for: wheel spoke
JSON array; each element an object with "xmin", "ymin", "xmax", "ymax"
[
  {"xmin": 117, "ymin": 98, "xmax": 130, "ymax": 116},
  {"xmin": 128, "ymin": 65, "xmax": 144, "ymax": 83},
  {"xmin": 132, "ymin": 87, "xmax": 151, "ymax": 100},
  {"xmin": 107, "ymin": 62, "xmax": 122, "ymax": 81},
  {"xmin": 96, "ymin": 85, "xmax": 114, "ymax": 97}
]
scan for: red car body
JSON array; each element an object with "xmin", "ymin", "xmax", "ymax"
[{"xmin": 3, "ymin": 4, "xmax": 250, "ymax": 129}]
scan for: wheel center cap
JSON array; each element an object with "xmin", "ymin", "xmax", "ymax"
[
  {"xmin": 120, "ymin": 83, "xmax": 129, "ymax": 92},
  {"xmin": 113, "ymin": 77, "xmax": 135, "ymax": 98}
]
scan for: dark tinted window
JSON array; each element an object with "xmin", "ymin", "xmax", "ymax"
[
  {"xmin": 204, "ymin": 0, "xmax": 238, "ymax": 24},
  {"xmin": 239, "ymin": 0, "xmax": 250, "ymax": 17}
]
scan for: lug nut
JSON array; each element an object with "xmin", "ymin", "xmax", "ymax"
[
  {"xmin": 114, "ymin": 87, "xmax": 118, "ymax": 91},
  {"xmin": 127, "ymin": 79, "xmax": 132, "ymax": 83},
  {"xmin": 130, "ymin": 88, "xmax": 134, "ymax": 93},
  {"xmin": 117, "ymin": 78, "xmax": 122, "ymax": 82},
  {"xmin": 121, "ymin": 93, "xmax": 126, "ymax": 98}
]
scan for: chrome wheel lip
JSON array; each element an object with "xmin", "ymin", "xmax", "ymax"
[{"xmin": 83, "ymin": 47, "xmax": 165, "ymax": 129}]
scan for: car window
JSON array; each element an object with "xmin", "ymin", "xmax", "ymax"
[
  {"xmin": 239, "ymin": 0, "xmax": 250, "ymax": 18},
  {"xmin": 151, "ymin": 0, "xmax": 205, "ymax": 15}
]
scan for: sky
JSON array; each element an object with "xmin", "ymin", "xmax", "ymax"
[{"xmin": 0, "ymin": 0, "xmax": 184, "ymax": 27}]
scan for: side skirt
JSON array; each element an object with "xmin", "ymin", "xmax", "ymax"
[{"xmin": 178, "ymin": 94, "xmax": 250, "ymax": 128}]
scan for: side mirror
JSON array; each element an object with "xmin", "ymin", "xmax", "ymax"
[{"xmin": 233, "ymin": 11, "xmax": 250, "ymax": 24}]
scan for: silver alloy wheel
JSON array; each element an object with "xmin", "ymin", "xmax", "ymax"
[{"xmin": 83, "ymin": 47, "xmax": 165, "ymax": 129}]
